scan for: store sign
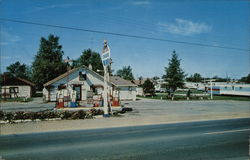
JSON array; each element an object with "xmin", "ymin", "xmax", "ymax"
[{"xmin": 101, "ymin": 41, "xmax": 110, "ymax": 67}]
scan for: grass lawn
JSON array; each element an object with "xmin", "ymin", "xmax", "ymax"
[
  {"xmin": 175, "ymin": 89, "xmax": 204, "ymax": 94},
  {"xmin": 213, "ymin": 95, "xmax": 250, "ymax": 101},
  {"xmin": 0, "ymin": 97, "xmax": 33, "ymax": 102},
  {"xmin": 139, "ymin": 93, "xmax": 249, "ymax": 101}
]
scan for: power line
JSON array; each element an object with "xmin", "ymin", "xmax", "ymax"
[{"xmin": 0, "ymin": 18, "xmax": 249, "ymax": 52}]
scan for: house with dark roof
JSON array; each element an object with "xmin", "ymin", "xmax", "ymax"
[
  {"xmin": 1, "ymin": 75, "xmax": 35, "ymax": 98},
  {"xmin": 131, "ymin": 79, "xmax": 147, "ymax": 96},
  {"xmin": 43, "ymin": 66, "xmax": 137, "ymax": 103}
]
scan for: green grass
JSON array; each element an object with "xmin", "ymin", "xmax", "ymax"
[
  {"xmin": 213, "ymin": 95, "xmax": 250, "ymax": 101},
  {"xmin": 175, "ymin": 89, "xmax": 204, "ymax": 94},
  {"xmin": 139, "ymin": 93, "xmax": 249, "ymax": 101},
  {"xmin": 0, "ymin": 97, "xmax": 33, "ymax": 102}
]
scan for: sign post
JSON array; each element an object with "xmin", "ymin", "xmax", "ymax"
[
  {"xmin": 101, "ymin": 40, "xmax": 112, "ymax": 116},
  {"xmin": 208, "ymin": 79, "xmax": 216, "ymax": 100}
]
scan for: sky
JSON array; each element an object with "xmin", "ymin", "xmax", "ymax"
[{"xmin": 0, "ymin": 0, "xmax": 249, "ymax": 79}]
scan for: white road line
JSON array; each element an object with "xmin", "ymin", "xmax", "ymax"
[{"xmin": 204, "ymin": 128, "xmax": 250, "ymax": 135}]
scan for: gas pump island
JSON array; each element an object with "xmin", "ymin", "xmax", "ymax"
[{"xmin": 55, "ymin": 40, "xmax": 116, "ymax": 115}]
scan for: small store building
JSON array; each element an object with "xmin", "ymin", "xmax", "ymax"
[
  {"xmin": 43, "ymin": 66, "xmax": 137, "ymax": 104},
  {"xmin": 1, "ymin": 76, "xmax": 35, "ymax": 98}
]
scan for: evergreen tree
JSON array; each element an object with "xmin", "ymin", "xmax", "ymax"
[
  {"xmin": 239, "ymin": 74, "xmax": 250, "ymax": 83},
  {"xmin": 186, "ymin": 73, "xmax": 202, "ymax": 82},
  {"xmin": 6, "ymin": 61, "xmax": 31, "ymax": 80},
  {"xmin": 72, "ymin": 48, "xmax": 103, "ymax": 72},
  {"xmin": 32, "ymin": 34, "xmax": 67, "ymax": 90},
  {"xmin": 116, "ymin": 66, "xmax": 135, "ymax": 80},
  {"xmin": 163, "ymin": 50, "xmax": 185, "ymax": 95},
  {"xmin": 142, "ymin": 78, "xmax": 155, "ymax": 95}
]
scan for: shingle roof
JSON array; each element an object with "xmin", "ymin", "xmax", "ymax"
[
  {"xmin": 1, "ymin": 75, "xmax": 35, "ymax": 86},
  {"xmin": 110, "ymin": 76, "xmax": 137, "ymax": 87},
  {"xmin": 43, "ymin": 67, "xmax": 82, "ymax": 87},
  {"xmin": 17, "ymin": 77, "xmax": 35, "ymax": 86},
  {"xmin": 131, "ymin": 79, "xmax": 146, "ymax": 86},
  {"xmin": 43, "ymin": 66, "xmax": 136, "ymax": 87}
]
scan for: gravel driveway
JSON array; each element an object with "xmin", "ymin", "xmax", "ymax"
[
  {"xmin": 123, "ymin": 98, "xmax": 249, "ymax": 119},
  {"xmin": 0, "ymin": 98, "xmax": 55, "ymax": 112},
  {"xmin": 1, "ymin": 98, "xmax": 249, "ymax": 135}
]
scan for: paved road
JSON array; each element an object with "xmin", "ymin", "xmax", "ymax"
[{"xmin": 0, "ymin": 118, "xmax": 249, "ymax": 160}]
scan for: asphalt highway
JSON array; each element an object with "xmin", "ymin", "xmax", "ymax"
[{"xmin": 0, "ymin": 118, "xmax": 249, "ymax": 160}]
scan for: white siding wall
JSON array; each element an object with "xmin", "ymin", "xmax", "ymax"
[
  {"xmin": 118, "ymin": 86, "xmax": 137, "ymax": 101},
  {"xmin": 136, "ymin": 87, "xmax": 144, "ymax": 96},
  {"xmin": 43, "ymin": 68, "xmax": 112, "ymax": 102},
  {"xmin": 1, "ymin": 85, "xmax": 32, "ymax": 98}
]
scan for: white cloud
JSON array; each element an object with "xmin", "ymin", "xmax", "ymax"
[
  {"xmin": 158, "ymin": 18, "xmax": 212, "ymax": 36},
  {"xmin": 131, "ymin": 1, "xmax": 151, "ymax": 6}
]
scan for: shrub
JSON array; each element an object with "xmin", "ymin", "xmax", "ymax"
[
  {"xmin": 26, "ymin": 112, "xmax": 37, "ymax": 120},
  {"xmin": 70, "ymin": 112, "xmax": 79, "ymax": 119},
  {"xmin": 77, "ymin": 110, "xmax": 86, "ymax": 119},
  {"xmin": 60, "ymin": 111, "xmax": 72, "ymax": 119},
  {"xmin": 0, "ymin": 111, "xmax": 4, "ymax": 120},
  {"xmin": 13, "ymin": 111, "xmax": 25, "ymax": 120},
  {"xmin": 5, "ymin": 112, "xmax": 14, "ymax": 122},
  {"xmin": 90, "ymin": 109, "xmax": 104, "ymax": 116}
]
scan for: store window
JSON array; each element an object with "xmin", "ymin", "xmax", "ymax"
[
  {"xmin": 79, "ymin": 72, "xmax": 86, "ymax": 81},
  {"xmin": 9, "ymin": 87, "xmax": 19, "ymax": 93}
]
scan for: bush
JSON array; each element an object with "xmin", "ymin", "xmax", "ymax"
[
  {"xmin": 28, "ymin": 112, "xmax": 37, "ymax": 120},
  {"xmin": 0, "ymin": 110, "xmax": 94, "ymax": 122},
  {"xmin": 13, "ymin": 111, "xmax": 25, "ymax": 120},
  {"xmin": 89, "ymin": 109, "xmax": 104, "ymax": 116},
  {"xmin": 5, "ymin": 112, "xmax": 14, "ymax": 122},
  {"xmin": 77, "ymin": 110, "xmax": 87, "ymax": 119},
  {"xmin": 60, "ymin": 111, "xmax": 72, "ymax": 120},
  {"xmin": 0, "ymin": 111, "xmax": 4, "ymax": 120}
]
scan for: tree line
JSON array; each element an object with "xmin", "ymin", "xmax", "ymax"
[
  {"xmin": 1, "ymin": 34, "xmax": 135, "ymax": 90},
  {"xmin": 1, "ymin": 34, "xmax": 249, "ymax": 93}
]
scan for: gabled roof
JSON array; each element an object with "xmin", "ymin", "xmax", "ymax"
[
  {"xmin": 131, "ymin": 79, "xmax": 146, "ymax": 86},
  {"xmin": 44, "ymin": 67, "xmax": 83, "ymax": 87},
  {"xmin": 43, "ymin": 66, "xmax": 136, "ymax": 87},
  {"xmin": 1, "ymin": 75, "xmax": 35, "ymax": 86},
  {"xmin": 110, "ymin": 76, "xmax": 137, "ymax": 87},
  {"xmin": 17, "ymin": 77, "xmax": 35, "ymax": 86}
]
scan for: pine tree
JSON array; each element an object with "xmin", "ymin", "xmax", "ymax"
[
  {"xmin": 32, "ymin": 34, "xmax": 67, "ymax": 90},
  {"xmin": 142, "ymin": 78, "xmax": 155, "ymax": 95},
  {"xmin": 163, "ymin": 50, "xmax": 185, "ymax": 95}
]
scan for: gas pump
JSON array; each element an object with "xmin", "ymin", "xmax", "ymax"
[
  {"xmin": 56, "ymin": 91, "xmax": 64, "ymax": 108},
  {"xmin": 70, "ymin": 90, "xmax": 77, "ymax": 107}
]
